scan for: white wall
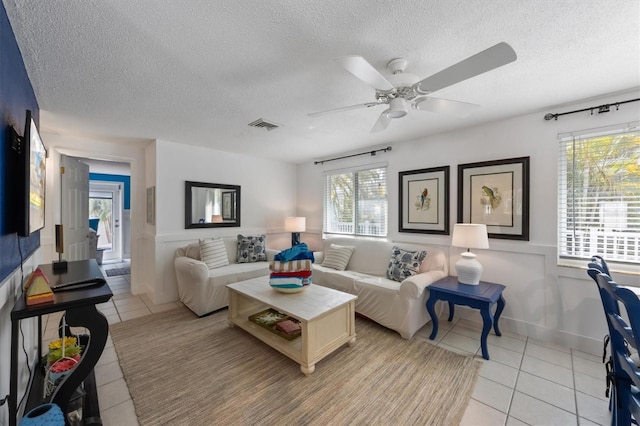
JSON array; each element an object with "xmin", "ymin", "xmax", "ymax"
[
  {"xmin": 297, "ymin": 89, "xmax": 640, "ymax": 354},
  {"xmin": 147, "ymin": 139, "xmax": 298, "ymax": 304},
  {"xmin": 81, "ymin": 158, "xmax": 131, "ymax": 175},
  {"xmin": 0, "ymin": 251, "xmax": 42, "ymax": 425}
]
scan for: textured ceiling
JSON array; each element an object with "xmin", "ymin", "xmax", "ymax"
[{"xmin": 4, "ymin": 0, "xmax": 640, "ymax": 164}]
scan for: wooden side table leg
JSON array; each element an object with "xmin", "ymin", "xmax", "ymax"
[
  {"xmin": 426, "ymin": 296, "xmax": 439, "ymax": 340},
  {"xmin": 479, "ymin": 304, "xmax": 494, "ymax": 360},
  {"xmin": 494, "ymin": 296, "xmax": 505, "ymax": 336}
]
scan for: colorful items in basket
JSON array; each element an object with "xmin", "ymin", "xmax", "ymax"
[
  {"xmin": 47, "ymin": 336, "xmax": 82, "ymax": 384},
  {"xmin": 49, "ymin": 355, "xmax": 81, "ymax": 382},
  {"xmin": 269, "ymin": 247, "xmax": 314, "ymax": 293}
]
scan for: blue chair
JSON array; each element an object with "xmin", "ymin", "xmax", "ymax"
[
  {"xmin": 589, "ymin": 255, "xmax": 612, "ymax": 278},
  {"xmin": 597, "ymin": 272, "xmax": 640, "ymax": 425},
  {"xmin": 588, "ymin": 256, "xmax": 619, "ymax": 407}
]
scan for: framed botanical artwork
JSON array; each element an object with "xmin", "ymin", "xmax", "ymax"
[
  {"xmin": 222, "ymin": 191, "xmax": 234, "ymax": 220},
  {"xmin": 399, "ymin": 165, "xmax": 450, "ymax": 234},
  {"xmin": 457, "ymin": 157, "xmax": 530, "ymax": 240}
]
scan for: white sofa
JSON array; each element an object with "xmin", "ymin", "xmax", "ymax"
[
  {"xmin": 174, "ymin": 237, "xmax": 277, "ymax": 316},
  {"xmin": 313, "ymin": 237, "xmax": 448, "ymax": 339}
]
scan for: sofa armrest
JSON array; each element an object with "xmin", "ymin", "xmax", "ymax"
[
  {"xmin": 400, "ymin": 270, "xmax": 447, "ymax": 299},
  {"xmin": 174, "ymin": 256, "xmax": 209, "ymax": 292}
]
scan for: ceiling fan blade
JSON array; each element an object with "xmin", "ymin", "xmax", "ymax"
[
  {"xmin": 414, "ymin": 97, "xmax": 480, "ymax": 116},
  {"xmin": 414, "ymin": 42, "xmax": 517, "ymax": 95},
  {"xmin": 370, "ymin": 110, "xmax": 391, "ymax": 133},
  {"xmin": 335, "ymin": 56, "xmax": 395, "ymax": 92},
  {"xmin": 308, "ymin": 102, "xmax": 381, "ymax": 117}
]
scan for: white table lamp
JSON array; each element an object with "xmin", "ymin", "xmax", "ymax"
[
  {"xmin": 285, "ymin": 216, "xmax": 306, "ymax": 246},
  {"xmin": 451, "ymin": 223, "xmax": 489, "ymax": 285}
]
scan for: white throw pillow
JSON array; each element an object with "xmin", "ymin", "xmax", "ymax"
[
  {"xmin": 321, "ymin": 244, "xmax": 355, "ymax": 271},
  {"xmin": 386, "ymin": 246, "xmax": 427, "ymax": 282},
  {"xmin": 199, "ymin": 238, "xmax": 229, "ymax": 270}
]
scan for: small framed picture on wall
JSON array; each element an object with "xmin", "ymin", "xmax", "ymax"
[{"xmin": 399, "ymin": 165, "xmax": 450, "ymax": 234}]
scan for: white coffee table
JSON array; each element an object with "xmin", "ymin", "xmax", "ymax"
[{"xmin": 227, "ymin": 277, "xmax": 357, "ymax": 375}]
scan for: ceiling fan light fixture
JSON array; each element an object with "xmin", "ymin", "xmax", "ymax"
[{"xmin": 386, "ymin": 98, "xmax": 408, "ymax": 118}]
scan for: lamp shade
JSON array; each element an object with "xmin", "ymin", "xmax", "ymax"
[
  {"xmin": 284, "ymin": 217, "xmax": 306, "ymax": 233},
  {"xmin": 452, "ymin": 223, "xmax": 489, "ymax": 285},
  {"xmin": 211, "ymin": 215, "xmax": 223, "ymax": 223},
  {"xmin": 451, "ymin": 223, "xmax": 489, "ymax": 249}
]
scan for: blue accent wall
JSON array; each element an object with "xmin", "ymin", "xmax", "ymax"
[
  {"xmin": 0, "ymin": 2, "xmax": 40, "ymax": 283},
  {"xmin": 89, "ymin": 173, "xmax": 131, "ymax": 210}
]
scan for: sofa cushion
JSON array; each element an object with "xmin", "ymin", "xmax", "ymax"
[
  {"xmin": 357, "ymin": 275, "xmax": 400, "ymax": 292},
  {"xmin": 318, "ymin": 269, "xmax": 369, "ymax": 294},
  {"xmin": 237, "ymin": 234, "xmax": 267, "ymax": 263},
  {"xmin": 199, "ymin": 238, "xmax": 229, "ymax": 270},
  {"xmin": 208, "ymin": 261, "xmax": 269, "ymax": 279},
  {"xmin": 322, "ymin": 238, "xmax": 393, "ymax": 276},
  {"xmin": 386, "ymin": 246, "xmax": 427, "ymax": 282},
  {"xmin": 321, "ymin": 244, "xmax": 355, "ymax": 271}
]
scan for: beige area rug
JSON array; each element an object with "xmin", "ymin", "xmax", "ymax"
[{"xmin": 110, "ymin": 306, "xmax": 482, "ymax": 426}]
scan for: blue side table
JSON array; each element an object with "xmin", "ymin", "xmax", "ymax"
[{"xmin": 426, "ymin": 276, "xmax": 506, "ymax": 360}]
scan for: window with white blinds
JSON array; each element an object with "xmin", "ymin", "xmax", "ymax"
[
  {"xmin": 558, "ymin": 127, "xmax": 640, "ymax": 267},
  {"xmin": 323, "ymin": 164, "xmax": 387, "ymax": 237}
]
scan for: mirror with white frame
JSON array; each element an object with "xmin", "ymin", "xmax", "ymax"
[{"xmin": 185, "ymin": 181, "xmax": 241, "ymax": 228}]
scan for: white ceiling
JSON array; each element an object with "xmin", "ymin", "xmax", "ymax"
[{"xmin": 4, "ymin": 0, "xmax": 640, "ymax": 164}]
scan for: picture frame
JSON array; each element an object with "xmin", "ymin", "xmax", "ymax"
[
  {"xmin": 146, "ymin": 186, "xmax": 155, "ymax": 225},
  {"xmin": 222, "ymin": 191, "xmax": 234, "ymax": 220},
  {"xmin": 457, "ymin": 157, "xmax": 529, "ymax": 240},
  {"xmin": 399, "ymin": 165, "xmax": 450, "ymax": 234}
]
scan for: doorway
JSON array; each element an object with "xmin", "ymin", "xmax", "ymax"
[
  {"xmin": 89, "ymin": 181, "xmax": 122, "ymax": 262},
  {"xmin": 61, "ymin": 156, "xmax": 132, "ymax": 265}
]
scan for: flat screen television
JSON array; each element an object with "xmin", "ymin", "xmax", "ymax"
[{"xmin": 18, "ymin": 109, "xmax": 47, "ymax": 237}]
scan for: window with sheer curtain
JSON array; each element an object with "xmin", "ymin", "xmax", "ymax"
[
  {"xmin": 323, "ymin": 164, "xmax": 387, "ymax": 237},
  {"xmin": 558, "ymin": 126, "xmax": 640, "ymax": 269}
]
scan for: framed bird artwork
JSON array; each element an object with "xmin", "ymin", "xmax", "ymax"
[
  {"xmin": 458, "ymin": 157, "xmax": 530, "ymax": 240},
  {"xmin": 399, "ymin": 166, "xmax": 450, "ymax": 235}
]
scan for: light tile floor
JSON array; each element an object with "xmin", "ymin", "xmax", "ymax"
[{"xmin": 42, "ymin": 264, "xmax": 612, "ymax": 425}]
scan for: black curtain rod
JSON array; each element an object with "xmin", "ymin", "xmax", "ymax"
[
  {"xmin": 314, "ymin": 146, "xmax": 392, "ymax": 165},
  {"xmin": 544, "ymin": 97, "xmax": 640, "ymax": 121}
]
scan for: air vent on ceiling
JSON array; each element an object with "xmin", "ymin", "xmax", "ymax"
[{"xmin": 248, "ymin": 118, "xmax": 280, "ymax": 131}]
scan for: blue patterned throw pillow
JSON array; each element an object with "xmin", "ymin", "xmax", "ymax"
[
  {"xmin": 237, "ymin": 234, "xmax": 267, "ymax": 263},
  {"xmin": 386, "ymin": 246, "xmax": 427, "ymax": 282}
]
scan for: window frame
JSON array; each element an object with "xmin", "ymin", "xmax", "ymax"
[
  {"xmin": 323, "ymin": 162, "xmax": 388, "ymax": 238},
  {"xmin": 557, "ymin": 124, "xmax": 640, "ymax": 272}
]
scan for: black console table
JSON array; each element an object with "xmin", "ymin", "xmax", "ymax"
[{"xmin": 9, "ymin": 259, "xmax": 112, "ymax": 426}]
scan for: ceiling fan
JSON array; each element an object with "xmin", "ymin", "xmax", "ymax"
[{"xmin": 308, "ymin": 42, "xmax": 517, "ymax": 133}]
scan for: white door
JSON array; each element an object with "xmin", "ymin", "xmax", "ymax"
[
  {"xmin": 61, "ymin": 155, "xmax": 90, "ymax": 260},
  {"xmin": 89, "ymin": 181, "xmax": 122, "ymax": 262}
]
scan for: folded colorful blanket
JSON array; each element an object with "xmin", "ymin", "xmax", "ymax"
[
  {"xmin": 274, "ymin": 243, "xmax": 315, "ymax": 263},
  {"xmin": 270, "ymin": 270, "xmax": 312, "ymax": 278},
  {"xmin": 269, "ymin": 259, "xmax": 312, "ymax": 272},
  {"xmin": 269, "ymin": 277, "xmax": 312, "ymax": 286}
]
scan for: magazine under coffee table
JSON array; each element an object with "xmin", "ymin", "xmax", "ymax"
[{"xmin": 227, "ymin": 277, "xmax": 357, "ymax": 375}]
